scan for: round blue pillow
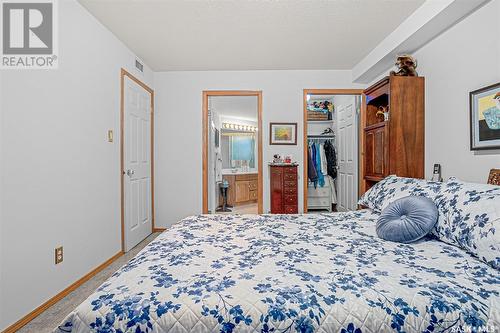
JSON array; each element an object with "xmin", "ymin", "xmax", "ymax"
[{"xmin": 376, "ymin": 196, "xmax": 438, "ymax": 243}]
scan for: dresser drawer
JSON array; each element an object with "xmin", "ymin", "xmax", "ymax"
[
  {"xmin": 284, "ymin": 173, "xmax": 297, "ymax": 181},
  {"xmin": 284, "ymin": 194, "xmax": 297, "ymax": 205},
  {"xmin": 284, "ymin": 205, "xmax": 298, "ymax": 214},
  {"xmin": 284, "ymin": 167, "xmax": 297, "ymax": 174},
  {"xmin": 308, "ymin": 185, "xmax": 330, "ymax": 198},
  {"xmin": 308, "ymin": 197, "xmax": 330, "ymax": 208},
  {"xmin": 284, "ymin": 187, "xmax": 297, "ymax": 195},
  {"xmin": 284, "ymin": 180, "xmax": 297, "ymax": 188}
]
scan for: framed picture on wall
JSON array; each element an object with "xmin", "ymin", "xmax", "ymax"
[
  {"xmin": 470, "ymin": 82, "xmax": 500, "ymax": 150},
  {"xmin": 269, "ymin": 122, "xmax": 297, "ymax": 145}
]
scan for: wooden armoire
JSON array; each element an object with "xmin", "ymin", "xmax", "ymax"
[{"xmin": 361, "ymin": 76, "xmax": 425, "ymax": 194}]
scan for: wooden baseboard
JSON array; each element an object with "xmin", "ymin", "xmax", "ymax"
[
  {"xmin": 2, "ymin": 251, "xmax": 124, "ymax": 333},
  {"xmin": 153, "ymin": 227, "xmax": 166, "ymax": 232}
]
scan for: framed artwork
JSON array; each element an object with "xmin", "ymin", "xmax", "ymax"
[
  {"xmin": 269, "ymin": 122, "xmax": 297, "ymax": 145},
  {"xmin": 470, "ymin": 82, "xmax": 500, "ymax": 150}
]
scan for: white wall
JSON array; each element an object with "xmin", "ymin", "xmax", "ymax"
[
  {"xmin": 415, "ymin": 0, "xmax": 500, "ymax": 182},
  {"xmin": 154, "ymin": 70, "xmax": 364, "ymax": 226},
  {"xmin": 0, "ymin": 70, "xmax": 4, "ymax": 323},
  {"xmin": 363, "ymin": 0, "xmax": 500, "ymax": 183},
  {"xmin": 0, "ymin": 0, "xmax": 153, "ymax": 330}
]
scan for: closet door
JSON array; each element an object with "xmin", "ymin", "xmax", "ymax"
[{"xmin": 336, "ymin": 95, "xmax": 358, "ymax": 211}]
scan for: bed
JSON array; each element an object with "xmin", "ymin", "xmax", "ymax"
[{"xmin": 56, "ymin": 209, "xmax": 499, "ymax": 333}]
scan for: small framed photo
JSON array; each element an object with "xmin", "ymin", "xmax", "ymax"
[
  {"xmin": 470, "ymin": 82, "xmax": 500, "ymax": 150},
  {"xmin": 269, "ymin": 122, "xmax": 297, "ymax": 145}
]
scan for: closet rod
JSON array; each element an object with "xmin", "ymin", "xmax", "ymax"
[{"xmin": 307, "ymin": 135, "xmax": 335, "ymax": 138}]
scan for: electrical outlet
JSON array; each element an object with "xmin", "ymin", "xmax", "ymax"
[{"xmin": 55, "ymin": 246, "xmax": 63, "ymax": 264}]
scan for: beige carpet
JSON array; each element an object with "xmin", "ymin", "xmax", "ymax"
[{"xmin": 17, "ymin": 232, "xmax": 161, "ymax": 333}]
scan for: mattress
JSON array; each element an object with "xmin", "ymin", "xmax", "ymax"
[{"xmin": 56, "ymin": 211, "xmax": 500, "ymax": 333}]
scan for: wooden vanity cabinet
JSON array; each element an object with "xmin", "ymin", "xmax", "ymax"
[{"xmin": 221, "ymin": 173, "xmax": 258, "ymax": 206}]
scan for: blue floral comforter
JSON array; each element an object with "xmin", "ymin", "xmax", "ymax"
[{"xmin": 56, "ymin": 211, "xmax": 499, "ymax": 333}]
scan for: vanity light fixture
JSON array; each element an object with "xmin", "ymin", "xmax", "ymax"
[{"xmin": 222, "ymin": 122, "xmax": 257, "ymax": 132}]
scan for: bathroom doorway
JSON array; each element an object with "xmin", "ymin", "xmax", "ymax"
[{"xmin": 202, "ymin": 91, "xmax": 263, "ymax": 214}]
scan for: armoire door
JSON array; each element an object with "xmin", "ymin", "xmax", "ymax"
[
  {"xmin": 270, "ymin": 168, "xmax": 284, "ymax": 213},
  {"xmin": 364, "ymin": 122, "xmax": 388, "ymax": 180}
]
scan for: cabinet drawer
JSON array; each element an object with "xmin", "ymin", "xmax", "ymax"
[
  {"xmin": 284, "ymin": 167, "xmax": 297, "ymax": 174},
  {"xmin": 284, "ymin": 187, "xmax": 297, "ymax": 195},
  {"xmin": 308, "ymin": 197, "xmax": 330, "ymax": 208},
  {"xmin": 284, "ymin": 205, "xmax": 298, "ymax": 214},
  {"xmin": 284, "ymin": 180, "xmax": 297, "ymax": 188},
  {"xmin": 249, "ymin": 190, "xmax": 257, "ymax": 200},
  {"xmin": 284, "ymin": 195, "xmax": 297, "ymax": 205},
  {"xmin": 284, "ymin": 173, "xmax": 297, "ymax": 181},
  {"xmin": 236, "ymin": 174, "xmax": 258, "ymax": 181},
  {"xmin": 249, "ymin": 180, "xmax": 258, "ymax": 191},
  {"xmin": 308, "ymin": 185, "xmax": 330, "ymax": 198}
]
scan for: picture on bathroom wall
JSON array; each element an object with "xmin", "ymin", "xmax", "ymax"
[
  {"xmin": 470, "ymin": 82, "xmax": 500, "ymax": 150},
  {"xmin": 269, "ymin": 122, "xmax": 297, "ymax": 145}
]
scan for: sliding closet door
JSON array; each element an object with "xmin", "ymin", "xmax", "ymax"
[{"xmin": 123, "ymin": 74, "xmax": 153, "ymax": 252}]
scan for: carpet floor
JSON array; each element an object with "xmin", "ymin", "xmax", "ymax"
[{"xmin": 17, "ymin": 232, "xmax": 161, "ymax": 333}]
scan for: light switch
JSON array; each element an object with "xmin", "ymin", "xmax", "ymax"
[{"xmin": 108, "ymin": 130, "xmax": 113, "ymax": 142}]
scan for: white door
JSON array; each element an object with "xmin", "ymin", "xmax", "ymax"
[
  {"xmin": 123, "ymin": 75, "xmax": 152, "ymax": 252},
  {"xmin": 336, "ymin": 95, "xmax": 358, "ymax": 211}
]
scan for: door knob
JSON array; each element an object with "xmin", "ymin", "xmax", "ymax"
[{"xmin": 126, "ymin": 169, "xmax": 135, "ymax": 177}]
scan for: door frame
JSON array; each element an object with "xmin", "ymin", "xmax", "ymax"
[
  {"xmin": 302, "ymin": 89, "xmax": 365, "ymax": 212},
  {"xmin": 120, "ymin": 68, "xmax": 157, "ymax": 253},
  {"xmin": 202, "ymin": 90, "xmax": 263, "ymax": 214}
]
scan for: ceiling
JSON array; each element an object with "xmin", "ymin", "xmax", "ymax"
[
  {"xmin": 210, "ymin": 96, "xmax": 258, "ymax": 122},
  {"xmin": 78, "ymin": 0, "xmax": 425, "ymax": 72}
]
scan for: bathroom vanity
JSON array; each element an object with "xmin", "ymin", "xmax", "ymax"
[{"xmin": 220, "ymin": 171, "xmax": 258, "ymax": 206}]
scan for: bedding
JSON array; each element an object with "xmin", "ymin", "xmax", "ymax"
[
  {"xmin": 56, "ymin": 211, "xmax": 499, "ymax": 333},
  {"xmin": 358, "ymin": 176, "xmax": 443, "ymax": 212},
  {"xmin": 433, "ymin": 178, "xmax": 500, "ymax": 269}
]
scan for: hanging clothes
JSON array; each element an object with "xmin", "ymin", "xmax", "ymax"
[
  {"xmin": 323, "ymin": 140, "xmax": 337, "ymax": 180},
  {"xmin": 307, "ymin": 146, "xmax": 318, "ymax": 182},
  {"xmin": 215, "ymin": 151, "xmax": 223, "ymax": 183},
  {"xmin": 327, "ymin": 175, "xmax": 337, "ymax": 204},
  {"xmin": 319, "ymin": 143, "xmax": 328, "ymax": 176},
  {"xmin": 315, "ymin": 143, "xmax": 325, "ymax": 187}
]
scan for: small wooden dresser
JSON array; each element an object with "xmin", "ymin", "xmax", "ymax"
[{"xmin": 270, "ymin": 164, "xmax": 298, "ymax": 214}]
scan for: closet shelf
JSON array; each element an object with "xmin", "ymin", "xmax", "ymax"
[{"xmin": 307, "ymin": 120, "xmax": 334, "ymax": 123}]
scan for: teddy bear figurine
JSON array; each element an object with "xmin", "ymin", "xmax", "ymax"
[{"xmin": 390, "ymin": 54, "xmax": 418, "ymax": 77}]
